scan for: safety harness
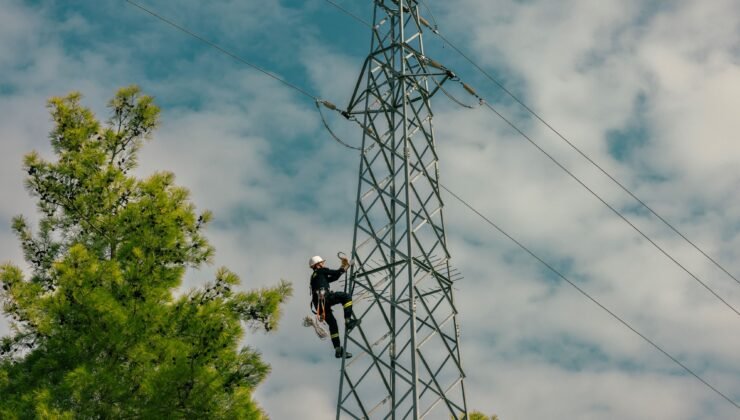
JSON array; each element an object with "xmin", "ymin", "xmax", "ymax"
[
  {"xmin": 306, "ymin": 284, "xmax": 330, "ymax": 340},
  {"xmin": 304, "ymin": 252, "xmax": 353, "ymax": 340},
  {"xmin": 313, "ymin": 288, "xmax": 327, "ymax": 322}
]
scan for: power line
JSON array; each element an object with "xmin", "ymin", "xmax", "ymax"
[
  {"xmin": 423, "ymin": 5, "xmax": 740, "ymax": 289},
  {"xmin": 319, "ymin": 0, "xmax": 740, "ymax": 319},
  {"xmin": 315, "ymin": 101, "xmax": 364, "ymax": 151},
  {"xmin": 125, "ymin": 0, "xmax": 317, "ymax": 101},
  {"xmin": 479, "ymin": 100, "xmax": 740, "ymax": 317},
  {"xmin": 126, "ymin": 0, "xmax": 368, "ymax": 152},
  {"xmin": 440, "ymin": 185, "xmax": 740, "ymax": 411},
  {"xmin": 323, "ymin": 0, "xmax": 371, "ymax": 28},
  {"xmin": 317, "ymin": 0, "xmax": 740, "ymax": 409},
  {"xmin": 126, "ymin": 0, "xmax": 740, "ymax": 411}
]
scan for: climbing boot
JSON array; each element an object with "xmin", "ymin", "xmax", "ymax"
[
  {"xmin": 345, "ymin": 318, "xmax": 361, "ymax": 332},
  {"xmin": 335, "ymin": 347, "xmax": 353, "ymax": 359}
]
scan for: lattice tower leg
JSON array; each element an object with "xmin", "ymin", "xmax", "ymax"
[{"xmin": 337, "ymin": 1, "xmax": 468, "ymax": 418}]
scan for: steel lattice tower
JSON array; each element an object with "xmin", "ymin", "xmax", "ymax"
[{"xmin": 338, "ymin": 1, "xmax": 468, "ymax": 418}]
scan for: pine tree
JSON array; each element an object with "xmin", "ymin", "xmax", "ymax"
[
  {"xmin": 453, "ymin": 411, "xmax": 500, "ymax": 419},
  {"xmin": 0, "ymin": 86, "xmax": 293, "ymax": 418},
  {"xmin": 469, "ymin": 411, "xmax": 499, "ymax": 420}
]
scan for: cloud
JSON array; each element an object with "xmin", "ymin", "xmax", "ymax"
[
  {"xmin": 1, "ymin": 0, "xmax": 739, "ymax": 418},
  {"xmin": 425, "ymin": 0, "xmax": 740, "ymax": 416}
]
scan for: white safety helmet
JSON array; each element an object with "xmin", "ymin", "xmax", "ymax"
[{"xmin": 309, "ymin": 255, "xmax": 325, "ymax": 268}]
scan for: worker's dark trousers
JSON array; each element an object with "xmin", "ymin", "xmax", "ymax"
[{"xmin": 320, "ymin": 291, "xmax": 354, "ymax": 349}]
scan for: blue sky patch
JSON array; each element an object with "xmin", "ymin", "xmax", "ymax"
[
  {"xmin": 516, "ymin": 334, "xmax": 610, "ymax": 372},
  {"xmin": 606, "ymin": 92, "xmax": 650, "ymax": 162}
]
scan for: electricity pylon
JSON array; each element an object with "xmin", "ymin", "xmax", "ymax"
[{"xmin": 338, "ymin": 1, "xmax": 468, "ymax": 418}]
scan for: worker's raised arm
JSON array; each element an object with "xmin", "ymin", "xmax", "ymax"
[{"xmin": 325, "ymin": 267, "xmax": 346, "ymax": 283}]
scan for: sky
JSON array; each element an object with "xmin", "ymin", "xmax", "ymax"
[{"xmin": 1, "ymin": 0, "xmax": 739, "ymax": 418}]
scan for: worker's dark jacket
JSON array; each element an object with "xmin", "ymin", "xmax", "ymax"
[{"xmin": 311, "ymin": 267, "xmax": 346, "ymax": 302}]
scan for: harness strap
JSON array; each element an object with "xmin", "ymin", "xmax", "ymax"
[{"xmin": 318, "ymin": 290, "xmax": 327, "ymax": 322}]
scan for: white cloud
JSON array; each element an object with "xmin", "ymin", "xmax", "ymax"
[{"xmin": 1, "ymin": 0, "xmax": 739, "ymax": 418}]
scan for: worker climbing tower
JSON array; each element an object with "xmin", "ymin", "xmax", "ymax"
[{"xmin": 338, "ymin": 1, "xmax": 468, "ymax": 418}]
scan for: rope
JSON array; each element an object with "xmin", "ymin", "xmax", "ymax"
[{"xmin": 303, "ymin": 315, "xmax": 330, "ymax": 340}]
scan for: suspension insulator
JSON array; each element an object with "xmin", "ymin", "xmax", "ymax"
[
  {"xmin": 321, "ymin": 100, "xmax": 338, "ymax": 110},
  {"xmin": 462, "ymin": 83, "xmax": 478, "ymax": 97},
  {"xmin": 427, "ymin": 59, "xmax": 445, "ymax": 70}
]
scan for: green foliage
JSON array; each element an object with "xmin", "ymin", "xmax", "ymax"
[
  {"xmin": 453, "ymin": 411, "xmax": 499, "ymax": 420},
  {"xmin": 0, "ymin": 86, "xmax": 293, "ymax": 418},
  {"xmin": 470, "ymin": 411, "xmax": 499, "ymax": 420}
]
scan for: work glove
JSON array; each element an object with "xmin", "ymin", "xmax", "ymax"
[{"xmin": 340, "ymin": 257, "xmax": 350, "ymax": 270}]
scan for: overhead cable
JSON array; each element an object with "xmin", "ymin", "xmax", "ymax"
[
  {"xmin": 126, "ymin": 0, "xmax": 366, "ymax": 151},
  {"xmin": 478, "ymin": 99, "xmax": 740, "ymax": 317},
  {"xmin": 440, "ymin": 185, "xmax": 740, "ymax": 411},
  {"xmin": 320, "ymin": 0, "xmax": 740, "ymax": 319},
  {"xmin": 324, "ymin": 0, "xmax": 372, "ymax": 28},
  {"xmin": 420, "ymin": 2, "xmax": 740, "ymax": 288},
  {"xmin": 315, "ymin": 100, "xmax": 364, "ymax": 151},
  {"xmin": 318, "ymin": 1, "xmax": 740, "ymax": 408},
  {"xmin": 125, "ymin": 0, "xmax": 317, "ymax": 101},
  {"xmin": 128, "ymin": 0, "xmax": 740, "ymax": 410}
]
